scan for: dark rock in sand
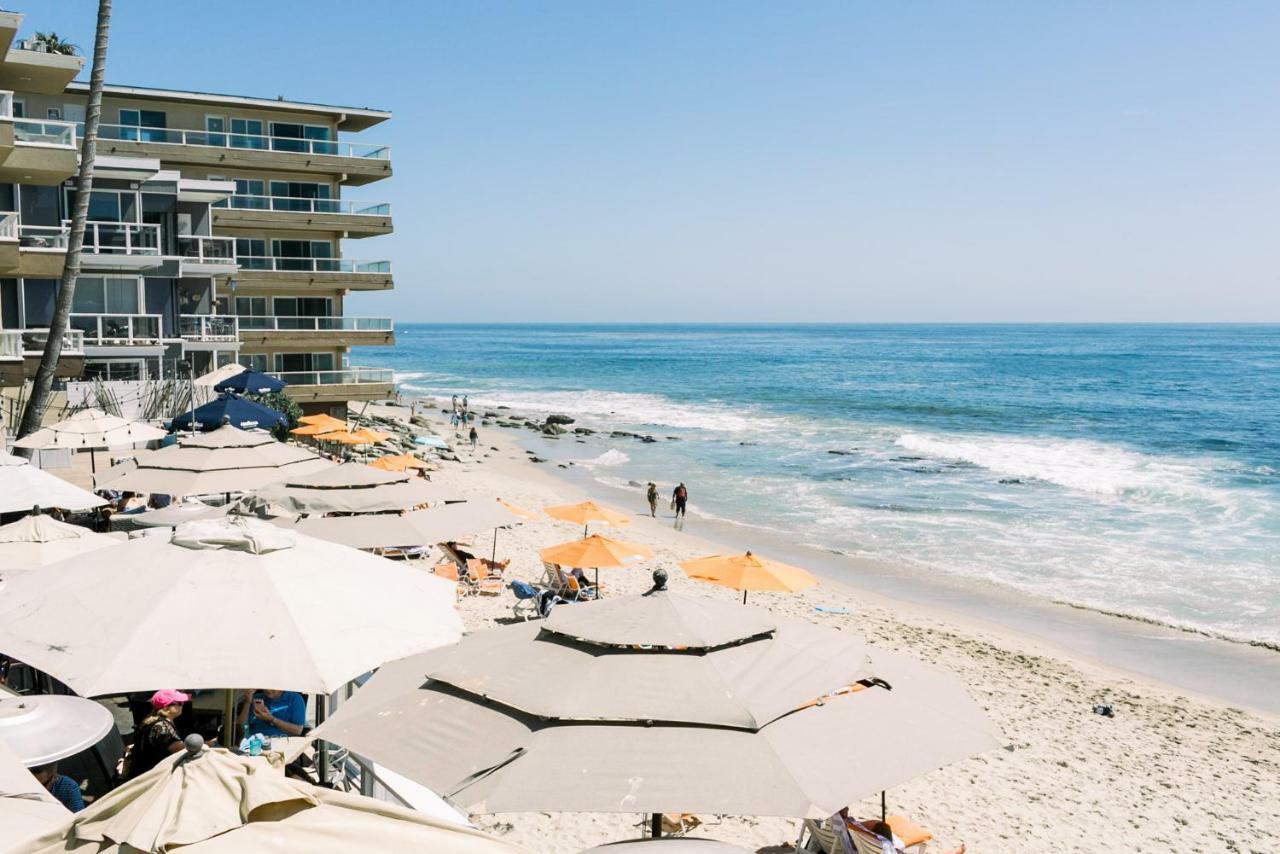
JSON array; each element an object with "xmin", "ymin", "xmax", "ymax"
[
  {"xmin": 497, "ymin": 405, "xmax": 511, "ymax": 410},
  {"xmin": 481, "ymin": 420, "xmax": 491, "ymax": 426},
  {"xmin": 828, "ymin": 449, "xmax": 854, "ymax": 456},
  {"xmin": 558, "ymin": 464, "xmax": 568, "ymax": 469},
  {"xmin": 545, "ymin": 414, "xmax": 576, "ymax": 426},
  {"xmin": 998, "ymin": 478, "xmax": 1023, "ymax": 484},
  {"xmin": 484, "ymin": 411, "xmax": 499, "ymax": 418},
  {"xmin": 542, "ymin": 423, "xmax": 568, "ymax": 436},
  {"xmin": 666, "ymin": 436, "xmax": 680, "ymax": 441},
  {"xmin": 573, "ymin": 427, "xmax": 596, "ymax": 435},
  {"xmin": 739, "ymin": 441, "xmax": 758, "ymax": 446},
  {"xmin": 410, "ymin": 416, "xmax": 430, "ymax": 427},
  {"xmin": 524, "ymin": 422, "xmax": 541, "ymax": 431},
  {"xmin": 641, "ymin": 435, "xmax": 657, "ymax": 443},
  {"xmin": 490, "ymin": 446, "xmax": 500, "ymax": 451},
  {"xmin": 529, "ymin": 456, "xmax": 547, "ymax": 464},
  {"xmin": 628, "ymin": 480, "xmax": 643, "ymax": 488},
  {"xmin": 611, "ymin": 430, "xmax": 641, "ymax": 440}
]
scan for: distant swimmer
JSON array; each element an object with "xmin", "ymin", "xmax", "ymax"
[
  {"xmin": 646, "ymin": 482, "xmax": 659, "ymax": 517},
  {"xmin": 672, "ymin": 482, "xmax": 688, "ymax": 519}
]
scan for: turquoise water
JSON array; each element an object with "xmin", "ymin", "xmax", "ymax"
[{"xmin": 356, "ymin": 324, "xmax": 1280, "ymax": 645}]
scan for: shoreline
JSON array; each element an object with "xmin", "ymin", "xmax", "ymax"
[
  {"xmin": 462, "ymin": 405, "xmax": 1280, "ymax": 719},
  {"xmin": 386, "ymin": 402, "xmax": 1280, "ymax": 853}
]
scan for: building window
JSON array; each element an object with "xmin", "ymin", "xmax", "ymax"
[
  {"xmin": 269, "ymin": 122, "xmax": 334, "ymax": 154},
  {"xmin": 233, "ymin": 296, "xmax": 267, "ymax": 317},
  {"xmin": 118, "ymin": 108, "xmax": 167, "ymax": 142},
  {"xmin": 239, "ymin": 354, "xmax": 268, "ymax": 373},
  {"xmin": 12, "ymin": 100, "xmax": 23, "ymax": 118},
  {"xmin": 273, "ymin": 297, "xmax": 331, "ymax": 318},
  {"xmin": 268, "ymin": 181, "xmax": 332, "ymax": 211},
  {"xmin": 72, "ymin": 277, "xmax": 142, "ymax": 315},
  {"xmin": 234, "ymin": 238, "xmax": 266, "ymax": 268},
  {"xmin": 83, "ymin": 360, "xmax": 144, "ymax": 382},
  {"xmin": 47, "ymin": 107, "xmax": 61, "ymax": 120},
  {"xmin": 230, "ymin": 118, "xmax": 265, "ymax": 149},
  {"xmin": 274, "ymin": 352, "xmax": 334, "ymax": 373},
  {"xmin": 272, "ymin": 239, "xmax": 332, "ymax": 271}
]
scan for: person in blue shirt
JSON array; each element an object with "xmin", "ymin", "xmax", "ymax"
[
  {"xmin": 32, "ymin": 763, "xmax": 84, "ymax": 812},
  {"xmin": 236, "ymin": 688, "xmax": 306, "ymax": 738}
]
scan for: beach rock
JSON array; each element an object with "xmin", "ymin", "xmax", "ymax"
[
  {"xmin": 611, "ymin": 430, "xmax": 642, "ymax": 440},
  {"xmin": 666, "ymin": 436, "xmax": 680, "ymax": 441},
  {"xmin": 497, "ymin": 405, "xmax": 510, "ymax": 410},
  {"xmin": 490, "ymin": 446, "xmax": 500, "ymax": 451},
  {"xmin": 546, "ymin": 414, "xmax": 576, "ymax": 425},
  {"xmin": 542, "ymin": 423, "xmax": 568, "ymax": 436},
  {"xmin": 529, "ymin": 456, "xmax": 547, "ymax": 464},
  {"xmin": 739, "ymin": 441, "xmax": 758, "ymax": 446},
  {"xmin": 573, "ymin": 427, "xmax": 596, "ymax": 435},
  {"xmin": 484, "ymin": 411, "xmax": 499, "ymax": 418},
  {"xmin": 558, "ymin": 464, "xmax": 569, "ymax": 469},
  {"xmin": 628, "ymin": 480, "xmax": 643, "ymax": 488},
  {"xmin": 524, "ymin": 422, "xmax": 541, "ymax": 431},
  {"xmin": 828, "ymin": 449, "xmax": 854, "ymax": 456},
  {"xmin": 481, "ymin": 419, "xmax": 492, "ymax": 426},
  {"xmin": 641, "ymin": 435, "xmax": 657, "ymax": 443}
]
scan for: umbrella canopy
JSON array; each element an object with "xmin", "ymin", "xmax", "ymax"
[
  {"xmin": 0, "ymin": 694, "xmax": 114, "ymax": 766},
  {"xmin": 582, "ymin": 842, "xmax": 751, "ymax": 853},
  {"xmin": 0, "ymin": 739, "xmax": 69, "ymax": 847},
  {"xmin": 170, "ymin": 395, "xmax": 287, "ymax": 432},
  {"xmin": 19, "ymin": 742, "xmax": 522, "ymax": 854},
  {"xmin": 0, "ymin": 454, "xmax": 106, "ymax": 514},
  {"xmin": 95, "ymin": 425, "xmax": 330, "ymax": 497},
  {"xmin": 315, "ymin": 427, "xmax": 390, "ymax": 446},
  {"xmin": 240, "ymin": 463, "xmax": 457, "ymax": 516},
  {"xmin": 290, "ymin": 414, "xmax": 347, "ymax": 437},
  {"xmin": 11, "ymin": 409, "xmax": 167, "ymax": 452},
  {"xmin": 122, "ymin": 499, "xmax": 227, "ymax": 530},
  {"xmin": 212, "ymin": 370, "xmax": 286, "ymax": 395},
  {"xmin": 497, "ymin": 498, "xmax": 538, "ymax": 521},
  {"xmin": 544, "ymin": 500, "xmax": 630, "ymax": 533},
  {"xmin": 539, "ymin": 533, "xmax": 652, "ymax": 569},
  {"xmin": 368, "ymin": 453, "xmax": 430, "ymax": 472},
  {"xmin": 309, "ymin": 584, "xmax": 1001, "ymax": 818},
  {"xmin": 0, "ymin": 516, "xmax": 463, "ymax": 696},
  {"xmin": 0, "ymin": 515, "xmax": 120, "ymax": 573},
  {"xmin": 286, "ymin": 501, "xmax": 521, "ymax": 550},
  {"xmin": 192, "ymin": 363, "xmax": 246, "ymax": 388},
  {"xmin": 680, "ymin": 552, "xmax": 818, "ymax": 602}
]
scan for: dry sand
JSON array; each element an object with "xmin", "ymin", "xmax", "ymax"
[{"xmin": 395, "ymin": 405, "xmax": 1280, "ymax": 854}]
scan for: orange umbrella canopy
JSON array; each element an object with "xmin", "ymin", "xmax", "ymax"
[
  {"xmin": 539, "ymin": 533, "xmax": 652, "ymax": 569},
  {"xmin": 317, "ymin": 427, "xmax": 390, "ymax": 446},
  {"xmin": 290, "ymin": 421, "xmax": 345, "ymax": 437},
  {"xmin": 369, "ymin": 453, "xmax": 429, "ymax": 472},
  {"xmin": 498, "ymin": 498, "xmax": 538, "ymax": 521},
  {"xmin": 298, "ymin": 414, "xmax": 346, "ymax": 428},
  {"xmin": 680, "ymin": 551, "xmax": 818, "ymax": 594},
  {"xmin": 543, "ymin": 501, "xmax": 631, "ymax": 529}
]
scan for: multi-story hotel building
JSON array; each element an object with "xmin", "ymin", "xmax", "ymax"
[{"xmin": 0, "ymin": 7, "xmax": 395, "ymax": 416}]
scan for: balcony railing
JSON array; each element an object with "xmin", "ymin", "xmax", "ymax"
[
  {"xmin": 18, "ymin": 224, "xmax": 68, "ymax": 249},
  {"xmin": 237, "ymin": 316, "xmax": 393, "ymax": 333},
  {"xmin": 235, "ymin": 256, "xmax": 391, "ymax": 274},
  {"xmin": 69, "ymin": 313, "xmax": 162, "ymax": 345},
  {"xmin": 86, "ymin": 122, "xmax": 390, "ymax": 159},
  {"xmin": 179, "ymin": 314, "xmax": 240, "ymax": 342},
  {"xmin": 176, "ymin": 234, "xmax": 236, "ymax": 263},
  {"xmin": 217, "ymin": 195, "xmax": 390, "ymax": 216},
  {"xmin": 0, "ymin": 211, "xmax": 17, "ymax": 241},
  {"xmin": 10, "ymin": 328, "xmax": 86, "ymax": 356},
  {"xmin": 270, "ymin": 367, "xmax": 394, "ymax": 387},
  {"xmin": 3, "ymin": 117, "xmax": 77, "ymax": 148},
  {"xmin": 75, "ymin": 221, "xmax": 161, "ymax": 256}
]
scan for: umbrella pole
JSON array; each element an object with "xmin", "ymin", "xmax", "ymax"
[
  {"xmin": 650, "ymin": 812, "xmax": 662, "ymax": 838},
  {"xmin": 90, "ymin": 448, "xmax": 96, "ymax": 474},
  {"xmin": 743, "ymin": 590, "xmax": 748, "ymax": 605},
  {"xmin": 881, "ymin": 790, "xmax": 887, "ymax": 821},
  {"xmin": 491, "ymin": 528, "xmax": 498, "ymax": 565},
  {"xmin": 223, "ymin": 688, "xmax": 237, "ymax": 747},
  {"xmin": 594, "ymin": 567, "xmax": 600, "ymax": 597},
  {"xmin": 316, "ymin": 694, "xmax": 329, "ymax": 786}
]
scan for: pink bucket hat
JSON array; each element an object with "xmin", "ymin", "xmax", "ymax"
[{"xmin": 149, "ymin": 689, "xmax": 191, "ymax": 710}]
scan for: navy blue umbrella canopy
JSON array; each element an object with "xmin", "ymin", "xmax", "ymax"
[
  {"xmin": 171, "ymin": 395, "xmax": 288, "ymax": 432},
  {"xmin": 213, "ymin": 370, "xmax": 286, "ymax": 395}
]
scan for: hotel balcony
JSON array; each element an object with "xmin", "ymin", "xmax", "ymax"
[
  {"xmin": 88, "ymin": 123, "xmax": 391, "ymax": 186},
  {"xmin": 69, "ymin": 313, "xmax": 164, "ymax": 347},
  {"xmin": 234, "ymin": 315, "xmax": 395, "ymax": 348},
  {"xmin": 7, "ymin": 222, "xmax": 239, "ymax": 279},
  {"xmin": 212, "ymin": 195, "xmax": 392, "ymax": 238},
  {"xmin": 0, "ymin": 214, "xmax": 67, "ymax": 277},
  {"xmin": 0, "ymin": 35, "xmax": 84, "ymax": 95},
  {"xmin": 268, "ymin": 366, "xmax": 395, "ymax": 406},
  {"xmin": 232, "ymin": 256, "xmax": 393, "ymax": 293},
  {"xmin": 0, "ymin": 90, "xmax": 78, "ymax": 184},
  {"xmin": 0, "ymin": 328, "xmax": 85, "ymax": 384},
  {"xmin": 77, "ymin": 221, "xmax": 164, "ymax": 272},
  {"xmin": 175, "ymin": 234, "xmax": 238, "ymax": 276}
]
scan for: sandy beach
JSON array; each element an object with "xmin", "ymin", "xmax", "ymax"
[{"xmin": 393, "ymin": 403, "xmax": 1280, "ymax": 854}]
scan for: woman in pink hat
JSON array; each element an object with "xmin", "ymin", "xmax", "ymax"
[{"xmin": 124, "ymin": 689, "xmax": 189, "ymax": 779}]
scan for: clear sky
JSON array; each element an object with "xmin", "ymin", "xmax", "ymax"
[{"xmin": 40, "ymin": 1, "xmax": 1280, "ymax": 322}]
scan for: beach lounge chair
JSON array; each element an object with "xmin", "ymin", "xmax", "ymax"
[
  {"xmin": 565, "ymin": 572, "xmax": 599, "ymax": 600},
  {"xmin": 510, "ymin": 579, "xmax": 541, "ymax": 620},
  {"xmin": 800, "ymin": 818, "xmax": 838, "ymax": 853},
  {"xmin": 432, "ymin": 561, "xmax": 475, "ymax": 598},
  {"xmin": 466, "ymin": 560, "xmax": 505, "ymax": 596},
  {"xmin": 541, "ymin": 561, "xmax": 573, "ymax": 597},
  {"xmin": 852, "ymin": 817, "xmax": 932, "ymax": 853}
]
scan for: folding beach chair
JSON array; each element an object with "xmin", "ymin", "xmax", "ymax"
[
  {"xmin": 466, "ymin": 560, "xmax": 505, "ymax": 596},
  {"xmin": 509, "ymin": 579, "xmax": 542, "ymax": 620},
  {"xmin": 541, "ymin": 561, "xmax": 573, "ymax": 596},
  {"xmin": 433, "ymin": 561, "xmax": 475, "ymax": 598}
]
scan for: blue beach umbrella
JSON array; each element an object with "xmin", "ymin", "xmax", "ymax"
[
  {"xmin": 213, "ymin": 370, "xmax": 286, "ymax": 395},
  {"xmin": 170, "ymin": 395, "xmax": 287, "ymax": 432}
]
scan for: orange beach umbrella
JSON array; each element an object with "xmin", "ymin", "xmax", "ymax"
[
  {"xmin": 497, "ymin": 498, "xmax": 538, "ymax": 521},
  {"xmin": 544, "ymin": 500, "xmax": 631, "ymax": 537},
  {"xmin": 539, "ymin": 533, "xmax": 653, "ymax": 594},
  {"xmin": 317, "ymin": 427, "xmax": 390, "ymax": 446},
  {"xmin": 369, "ymin": 453, "xmax": 430, "ymax": 472},
  {"xmin": 680, "ymin": 551, "xmax": 818, "ymax": 604},
  {"xmin": 298, "ymin": 414, "xmax": 345, "ymax": 427}
]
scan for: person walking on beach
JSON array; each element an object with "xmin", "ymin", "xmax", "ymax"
[
  {"xmin": 462, "ymin": 394, "xmax": 469, "ymax": 413},
  {"xmin": 646, "ymin": 482, "xmax": 659, "ymax": 517},
  {"xmin": 451, "ymin": 394, "xmax": 458, "ymax": 411},
  {"xmin": 469, "ymin": 425, "xmax": 479, "ymax": 450},
  {"xmin": 672, "ymin": 482, "xmax": 688, "ymax": 519}
]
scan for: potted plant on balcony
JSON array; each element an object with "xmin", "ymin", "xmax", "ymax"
[{"xmin": 30, "ymin": 32, "xmax": 80, "ymax": 55}]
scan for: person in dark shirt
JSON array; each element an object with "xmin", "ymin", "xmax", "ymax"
[
  {"xmin": 31, "ymin": 762, "xmax": 84, "ymax": 812},
  {"xmin": 126, "ymin": 689, "xmax": 188, "ymax": 779}
]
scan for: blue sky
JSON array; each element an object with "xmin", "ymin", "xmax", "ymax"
[{"xmin": 42, "ymin": 1, "xmax": 1280, "ymax": 322}]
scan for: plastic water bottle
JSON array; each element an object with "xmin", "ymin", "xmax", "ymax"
[{"xmin": 248, "ymin": 734, "xmax": 262, "ymax": 756}]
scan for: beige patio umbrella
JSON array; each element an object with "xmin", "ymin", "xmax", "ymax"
[
  {"xmin": 0, "ymin": 739, "xmax": 69, "ymax": 848},
  {"xmin": 0, "ymin": 514, "xmax": 121, "ymax": 575},
  {"xmin": 12, "ymin": 409, "xmax": 167, "ymax": 473},
  {"xmin": 18, "ymin": 740, "xmax": 523, "ymax": 854},
  {"xmin": 309, "ymin": 575, "xmax": 1000, "ymax": 830},
  {"xmin": 0, "ymin": 516, "xmax": 463, "ymax": 697},
  {"xmin": 0, "ymin": 453, "xmax": 106, "ymax": 515},
  {"xmin": 238, "ymin": 463, "xmax": 458, "ymax": 517},
  {"xmin": 94, "ymin": 425, "xmax": 330, "ymax": 497},
  {"xmin": 285, "ymin": 501, "xmax": 521, "ymax": 552}
]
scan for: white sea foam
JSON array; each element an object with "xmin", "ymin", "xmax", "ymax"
[
  {"xmin": 894, "ymin": 432, "xmax": 1230, "ymax": 505},
  {"xmin": 578, "ymin": 449, "xmax": 631, "ymax": 468}
]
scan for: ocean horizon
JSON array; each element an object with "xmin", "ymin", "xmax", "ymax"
[{"xmin": 355, "ymin": 322, "xmax": 1280, "ymax": 646}]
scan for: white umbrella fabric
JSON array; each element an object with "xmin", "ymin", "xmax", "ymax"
[
  {"xmin": 0, "ymin": 515, "xmax": 121, "ymax": 574},
  {"xmin": 285, "ymin": 501, "xmax": 520, "ymax": 550},
  {"xmin": 0, "ymin": 694, "xmax": 115, "ymax": 766},
  {"xmin": 240, "ymin": 463, "xmax": 458, "ymax": 516},
  {"xmin": 0, "ymin": 454, "xmax": 106, "ymax": 515},
  {"xmin": 12, "ymin": 409, "xmax": 167, "ymax": 473},
  {"xmin": 0, "ymin": 739, "xmax": 70, "ymax": 847},
  {"xmin": 0, "ymin": 516, "xmax": 463, "ymax": 696}
]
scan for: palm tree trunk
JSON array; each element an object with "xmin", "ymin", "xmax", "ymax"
[{"xmin": 13, "ymin": 0, "xmax": 111, "ymax": 452}]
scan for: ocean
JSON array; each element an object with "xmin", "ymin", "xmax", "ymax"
[{"xmin": 356, "ymin": 324, "xmax": 1280, "ymax": 647}]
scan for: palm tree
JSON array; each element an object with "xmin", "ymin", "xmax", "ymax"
[
  {"xmin": 14, "ymin": 2, "xmax": 111, "ymax": 450},
  {"xmin": 31, "ymin": 31, "xmax": 80, "ymax": 55}
]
